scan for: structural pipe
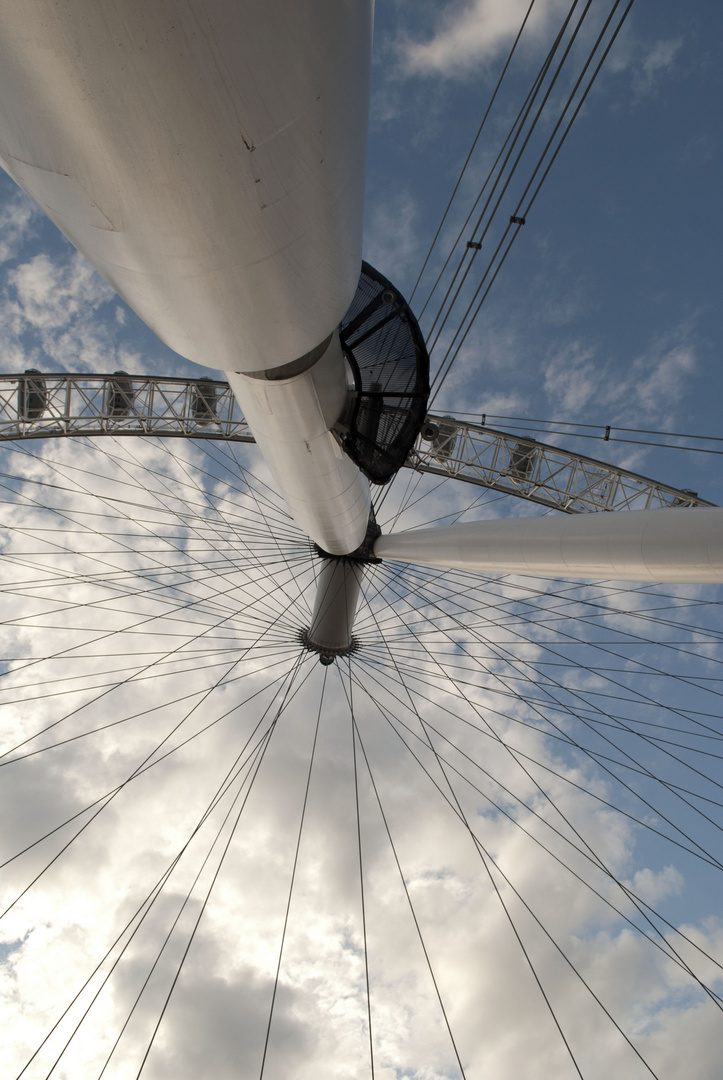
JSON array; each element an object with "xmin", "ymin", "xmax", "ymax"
[
  {"xmin": 0, "ymin": 1, "xmax": 372, "ymax": 374},
  {"xmin": 305, "ymin": 558, "xmax": 364, "ymax": 660},
  {"xmin": 226, "ymin": 334, "xmax": 369, "ymax": 554},
  {"xmin": 0, "ymin": 1, "xmax": 374, "ymax": 553},
  {"xmin": 374, "ymin": 508, "xmax": 723, "ymax": 584}
]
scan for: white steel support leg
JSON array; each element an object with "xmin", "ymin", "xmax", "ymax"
[
  {"xmin": 0, "ymin": 1, "xmax": 373, "ymax": 375},
  {"xmin": 225, "ymin": 332, "xmax": 370, "ymax": 556},
  {"xmin": 0, "ymin": 2, "xmax": 375, "ymax": 555},
  {"xmin": 303, "ymin": 559, "xmax": 364, "ymax": 663},
  {"xmin": 374, "ymin": 508, "xmax": 723, "ymax": 584}
]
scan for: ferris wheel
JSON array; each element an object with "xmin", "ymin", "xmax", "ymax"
[{"xmin": 0, "ymin": 4, "xmax": 722, "ymax": 1079}]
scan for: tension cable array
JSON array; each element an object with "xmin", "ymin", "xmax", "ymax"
[
  {"xmin": 411, "ymin": 0, "xmax": 638, "ymax": 406},
  {"xmin": 445, "ymin": 413, "xmax": 723, "ymax": 458}
]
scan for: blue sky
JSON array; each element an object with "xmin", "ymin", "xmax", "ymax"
[
  {"xmin": 365, "ymin": 0, "xmax": 723, "ymax": 503},
  {"xmin": 1, "ymin": 3, "xmax": 722, "ymax": 1078}
]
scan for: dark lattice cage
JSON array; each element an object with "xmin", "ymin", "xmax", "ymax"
[{"xmin": 338, "ymin": 261, "xmax": 429, "ymax": 485}]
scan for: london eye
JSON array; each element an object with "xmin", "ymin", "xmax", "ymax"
[{"xmin": 1, "ymin": 3, "xmax": 722, "ymax": 1078}]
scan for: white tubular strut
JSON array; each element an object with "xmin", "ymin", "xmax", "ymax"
[
  {"xmin": 374, "ymin": 509, "xmax": 723, "ymax": 584},
  {"xmin": 226, "ymin": 333, "xmax": 369, "ymax": 555},
  {"xmin": 0, "ymin": 1, "xmax": 374, "ymax": 551},
  {"xmin": 0, "ymin": 1, "xmax": 373, "ymax": 375},
  {"xmin": 304, "ymin": 558, "xmax": 364, "ymax": 662}
]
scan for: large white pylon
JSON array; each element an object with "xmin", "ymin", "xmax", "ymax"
[
  {"xmin": 0, "ymin": 0, "xmax": 372, "ymax": 376},
  {"xmin": 374, "ymin": 508, "xmax": 723, "ymax": 583},
  {"xmin": 0, "ymin": 0, "xmax": 374, "ymax": 553},
  {"xmin": 226, "ymin": 335, "xmax": 369, "ymax": 555}
]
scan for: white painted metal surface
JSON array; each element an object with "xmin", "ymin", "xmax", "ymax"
[
  {"xmin": 227, "ymin": 334, "xmax": 369, "ymax": 555},
  {"xmin": 306, "ymin": 558, "xmax": 364, "ymax": 655},
  {"xmin": 0, "ymin": 0, "xmax": 372, "ymax": 374},
  {"xmin": 375, "ymin": 509, "xmax": 723, "ymax": 583},
  {"xmin": 0, "ymin": 0, "xmax": 374, "ymax": 553}
]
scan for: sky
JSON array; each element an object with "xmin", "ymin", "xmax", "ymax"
[{"xmin": 1, "ymin": 2, "xmax": 723, "ymax": 1078}]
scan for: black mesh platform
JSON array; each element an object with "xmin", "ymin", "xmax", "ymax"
[{"xmin": 338, "ymin": 262, "xmax": 429, "ymax": 485}]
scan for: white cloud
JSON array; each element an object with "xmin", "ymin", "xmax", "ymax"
[
  {"xmin": 541, "ymin": 326, "xmax": 700, "ymax": 440},
  {"xmin": 624, "ymin": 865, "xmax": 684, "ymax": 907},
  {"xmin": 0, "ymin": 249, "xmax": 180, "ymax": 376},
  {"xmin": 9, "ymin": 252, "xmax": 115, "ymax": 331},
  {"xmin": 634, "ymin": 38, "xmax": 684, "ymax": 96},
  {"xmin": 631, "ymin": 343, "xmax": 696, "ymax": 417},
  {"xmin": 397, "ymin": 0, "xmax": 568, "ymax": 78},
  {"xmin": 363, "ymin": 195, "xmax": 422, "ymax": 285},
  {"xmin": 543, "ymin": 341, "xmax": 599, "ymax": 413},
  {"xmin": 1, "ymin": 435, "xmax": 722, "ymax": 1079},
  {"xmin": 0, "ymin": 188, "xmax": 39, "ymax": 265},
  {"xmin": 428, "ymin": 319, "xmax": 531, "ymax": 420}
]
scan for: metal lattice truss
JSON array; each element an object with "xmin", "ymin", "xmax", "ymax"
[
  {"xmin": 0, "ymin": 373, "xmax": 713, "ymax": 512},
  {"xmin": 411, "ymin": 415, "xmax": 713, "ymax": 512},
  {"xmin": 0, "ymin": 371, "xmax": 251, "ymax": 443}
]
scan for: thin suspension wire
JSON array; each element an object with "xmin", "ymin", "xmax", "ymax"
[
  {"xmin": 351, "ymin": 652, "xmax": 723, "ymax": 992},
  {"xmin": 347, "ymin": 661, "xmax": 376, "ymax": 1080},
  {"xmin": 356, "ymin": 575, "xmax": 625, "ymax": 1074},
  {"xmin": 259, "ymin": 666, "xmax": 326, "ymax": 1080},
  {"xmin": 348, "ymin": 671, "xmax": 624, "ymax": 1077},
  {"xmin": 134, "ymin": 652, "xmax": 308, "ymax": 1080},
  {"xmin": 429, "ymin": 0, "xmax": 637, "ymax": 405},
  {"xmin": 424, "ymin": 0, "xmax": 587, "ymax": 356},
  {"xmin": 409, "ymin": 0, "xmax": 539, "ymax": 306},
  {"xmin": 346, "ymin": 697, "xmax": 469, "ymax": 1080},
  {"xmin": 353, "ymin": 575, "xmax": 723, "ymax": 1026},
  {"xmin": 374, "ymin": 560, "xmax": 723, "ymax": 866},
  {"xmin": 2, "ymin": 394, "xmax": 722, "ymax": 1077},
  {"xmin": 14, "ymin": 656, "xmax": 309, "ymax": 1079},
  {"xmin": 0, "ymin": 582, "xmax": 312, "ymax": 920},
  {"xmin": 44, "ymin": 724, "xmax": 276, "ymax": 1080}
]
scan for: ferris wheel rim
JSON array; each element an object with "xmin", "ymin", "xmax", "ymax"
[{"xmin": 0, "ymin": 372, "xmax": 715, "ymax": 518}]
